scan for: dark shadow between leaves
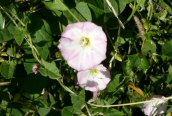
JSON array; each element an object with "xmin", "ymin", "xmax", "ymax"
[
  {"xmin": 20, "ymin": 74, "xmax": 49, "ymax": 94},
  {"xmin": 39, "ymin": 7, "xmax": 68, "ymax": 37},
  {"xmin": 27, "ymin": 13, "xmax": 44, "ymax": 35}
]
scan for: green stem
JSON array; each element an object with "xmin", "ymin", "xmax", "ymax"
[
  {"xmin": 0, "ymin": 5, "xmax": 26, "ymax": 27},
  {"xmin": 57, "ymin": 79, "xmax": 76, "ymax": 95},
  {"xmin": 88, "ymin": 96, "xmax": 172, "ymax": 108},
  {"xmin": 85, "ymin": 104, "xmax": 92, "ymax": 116},
  {"xmin": 0, "ymin": 6, "xmax": 18, "ymax": 26},
  {"xmin": 67, "ymin": 8, "xmax": 80, "ymax": 22},
  {"xmin": 8, "ymin": 9, "xmax": 25, "ymax": 27},
  {"xmin": 105, "ymin": 0, "xmax": 125, "ymax": 29},
  {"xmin": 147, "ymin": 0, "xmax": 153, "ymax": 21},
  {"xmin": 24, "ymin": 36, "xmax": 41, "ymax": 64},
  {"xmin": 124, "ymin": 3, "xmax": 140, "ymax": 24}
]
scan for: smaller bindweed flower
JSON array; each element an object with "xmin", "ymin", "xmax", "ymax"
[
  {"xmin": 77, "ymin": 64, "xmax": 111, "ymax": 100},
  {"xmin": 32, "ymin": 64, "xmax": 39, "ymax": 74},
  {"xmin": 58, "ymin": 22, "xmax": 107, "ymax": 71},
  {"xmin": 142, "ymin": 95, "xmax": 167, "ymax": 116}
]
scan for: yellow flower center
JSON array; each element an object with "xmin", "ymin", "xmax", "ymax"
[
  {"xmin": 151, "ymin": 98, "xmax": 158, "ymax": 102},
  {"xmin": 90, "ymin": 68, "xmax": 99, "ymax": 75},
  {"xmin": 80, "ymin": 36, "xmax": 91, "ymax": 47}
]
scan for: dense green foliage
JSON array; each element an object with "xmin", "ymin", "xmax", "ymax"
[{"xmin": 0, "ymin": 0, "xmax": 172, "ymax": 115}]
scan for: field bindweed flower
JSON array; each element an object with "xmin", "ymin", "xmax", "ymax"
[
  {"xmin": 32, "ymin": 64, "xmax": 39, "ymax": 74},
  {"xmin": 142, "ymin": 95, "xmax": 167, "ymax": 116},
  {"xmin": 58, "ymin": 22, "xmax": 107, "ymax": 71},
  {"xmin": 77, "ymin": 64, "xmax": 111, "ymax": 100}
]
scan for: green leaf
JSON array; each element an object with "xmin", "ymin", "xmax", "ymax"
[
  {"xmin": 0, "ymin": 12, "xmax": 4, "ymax": 29},
  {"xmin": 107, "ymin": 74, "xmax": 121, "ymax": 92},
  {"xmin": 150, "ymin": 75, "xmax": 164, "ymax": 83},
  {"xmin": 44, "ymin": 0, "xmax": 80, "ymax": 21},
  {"xmin": 12, "ymin": 28, "xmax": 25, "ymax": 46},
  {"xmin": 1, "ymin": 100, "xmax": 8, "ymax": 109},
  {"xmin": 24, "ymin": 59, "xmax": 37, "ymax": 74},
  {"xmin": 7, "ymin": 24, "xmax": 25, "ymax": 46},
  {"xmin": 36, "ymin": 45, "xmax": 50, "ymax": 60},
  {"xmin": 168, "ymin": 65, "xmax": 172, "ymax": 76},
  {"xmin": 70, "ymin": 90, "xmax": 85, "ymax": 114},
  {"xmin": 167, "ymin": 65, "xmax": 172, "ymax": 83},
  {"xmin": 76, "ymin": 2, "xmax": 92, "ymax": 21},
  {"xmin": 123, "ymin": 61, "xmax": 135, "ymax": 77},
  {"xmin": 0, "ymin": 25, "xmax": 13, "ymax": 43},
  {"xmin": 43, "ymin": 0, "xmax": 67, "ymax": 15},
  {"xmin": 137, "ymin": 0, "xmax": 146, "ymax": 9},
  {"xmin": 49, "ymin": 93, "xmax": 56, "ymax": 106},
  {"xmin": 106, "ymin": 96, "xmax": 119, "ymax": 105},
  {"xmin": 10, "ymin": 108, "xmax": 23, "ymax": 116},
  {"xmin": 162, "ymin": 40, "xmax": 172, "ymax": 57},
  {"xmin": 127, "ymin": 54, "xmax": 150, "ymax": 74},
  {"xmin": 39, "ymin": 59, "xmax": 61, "ymax": 80},
  {"xmin": 33, "ymin": 20, "xmax": 52, "ymax": 44},
  {"xmin": 7, "ymin": 47, "xmax": 14, "ymax": 57},
  {"xmin": 0, "ymin": 61, "xmax": 16, "ymax": 79},
  {"xmin": 85, "ymin": 0, "xmax": 104, "ymax": 11},
  {"xmin": 88, "ymin": 3, "xmax": 104, "ymax": 18},
  {"xmin": 38, "ymin": 108, "xmax": 50, "ymax": 116},
  {"xmin": 61, "ymin": 106, "xmax": 73, "ymax": 116},
  {"xmin": 167, "ymin": 107, "xmax": 172, "ymax": 113},
  {"xmin": 106, "ymin": 109, "xmax": 125, "ymax": 116},
  {"xmin": 160, "ymin": 1, "xmax": 172, "ymax": 14},
  {"xmin": 138, "ymin": 57, "xmax": 150, "ymax": 74},
  {"xmin": 142, "ymin": 39, "xmax": 156, "ymax": 55},
  {"xmin": 63, "ymin": 9, "xmax": 83, "ymax": 22},
  {"xmin": 27, "ymin": 15, "xmax": 52, "ymax": 44}
]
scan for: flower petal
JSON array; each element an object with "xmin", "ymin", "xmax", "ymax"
[
  {"xmin": 142, "ymin": 95, "xmax": 167, "ymax": 116},
  {"xmin": 58, "ymin": 22, "xmax": 107, "ymax": 71},
  {"xmin": 61, "ymin": 23, "xmax": 83, "ymax": 40},
  {"xmin": 58, "ymin": 37, "xmax": 79, "ymax": 60},
  {"xmin": 77, "ymin": 64, "xmax": 111, "ymax": 92},
  {"xmin": 87, "ymin": 25, "xmax": 107, "ymax": 42}
]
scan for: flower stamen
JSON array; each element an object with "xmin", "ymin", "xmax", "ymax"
[
  {"xmin": 90, "ymin": 68, "xmax": 99, "ymax": 75},
  {"xmin": 80, "ymin": 36, "xmax": 91, "ymax": 47}
]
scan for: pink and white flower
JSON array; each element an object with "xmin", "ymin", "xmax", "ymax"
[
  {"xmin": 142, "ymin": 95, "xmax": 167, "ymax": 116},
  {"xmin": 58, "ymin": 22, "xmax": 107, "ymax": 71},
  {"xmin": 32, "ymin": 64, "xmax": 39, "ymax": 74},
  {"xmin": 77, "ymin": 64, "xmax": 111, "ymax": 99}
]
